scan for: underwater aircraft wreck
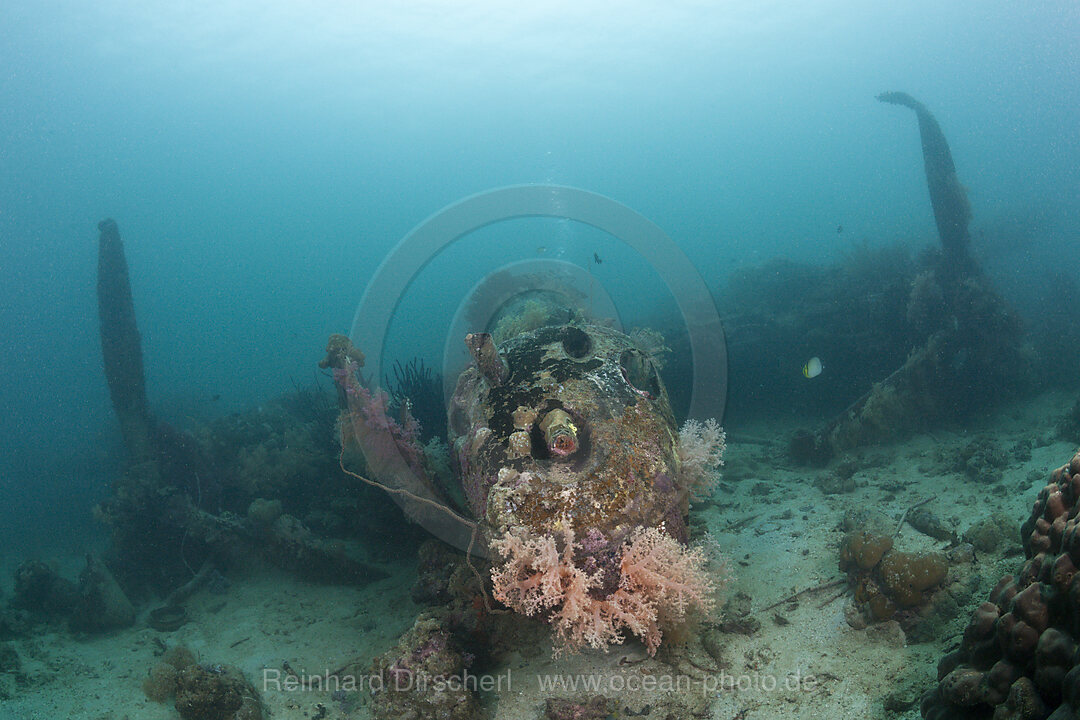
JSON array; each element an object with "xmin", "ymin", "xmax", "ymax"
[
  {"xmin": 85, "ymin": 187, "xmax": 729, "ymax": 717},
  {"xmin": 57, "ymin": 96, "xmax": 1076, "ymax": 720},
  {"xmin": 327, "ymin": 321, "xmax": 723, "ymax": 658},
  {"xmin": 320, "ymin": 185, "xmax": 729, "ymax": 666},
  {"xmin": 789, "ymin": 92, "xmax": 1027, "ymax": 465},
  {"xmin": 319, "ymin": 293, "xmax": 729, "ymax": 717}
]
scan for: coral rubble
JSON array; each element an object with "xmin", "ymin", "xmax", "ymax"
[
  {"xmin": 143, "ymin": 644, "xmax": 263, "ymax": 720},
  {"xmin": 369, "ymin": 614, "xmax": 482, "ymax": 720},
  {"xmin": 10, "ymin": 561, "xmax": 77, "ymax": 619},
  {"xmin": 0, "ymin": 641, "xmax": 24, "ymax": 700},
  {"xmin": 7, "ymin": 556, "xmax": 134, "ymax": 634},
  {"xmin": 174, "ymin": 664, "xmax": 263, "ymax": 720},
  {"xmin": 840, "ymin": 526, "xmax": 949, "ymax": 624},
  {"xmin": 543, "ymin": 696, "xmax": 615, "ymax": 720}
]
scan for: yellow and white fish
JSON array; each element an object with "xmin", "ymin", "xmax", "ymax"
[{"xmin": 803, "ymin": 356, "xmax": 824, "ymax": 378}]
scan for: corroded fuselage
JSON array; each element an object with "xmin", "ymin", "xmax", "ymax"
[{"xmin": 449, "ymin": 324, "xmax": 685, "ymax": 591}]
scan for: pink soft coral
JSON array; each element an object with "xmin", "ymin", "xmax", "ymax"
[
  {"xmin": 619, "ymin": 526, "xmax": 715, "ymax": 625},
  {"xmin": 491, "ymin": 524, "xmax": 717, "ymax": 656},
  {"xmin": 677, "ymin": 418, "xmax": 726, "ymax": 503},
  {"xmin": 333, "ymin": 357, "xmax": 438, "ymax": 525},
  {"xmin": 335, "ymin": 358, "xmax": 425, "ymax": 480}
]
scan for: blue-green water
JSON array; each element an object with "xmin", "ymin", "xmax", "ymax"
[{"xmin": 0, "ymin": 1, "xmax": 1077, "ymax": 563}]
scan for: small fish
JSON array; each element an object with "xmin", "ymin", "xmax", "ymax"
[
  {"xmin": 836, "ymin": 224, "xmax": 843, "ymax": 235},
  {"xmin": 211, "ymin": 394, "xmax": 221, "ymax": 401},
  {"xmin": 593, "ymin": 252, "xmax": 602, "ymax": 265},
  {"xmin": 802, "ymin": 356, "xmax": 824, "ymax": 379},
  {"xmin": 536, "ymin": 245, "xmax": 547, "ymax": 254}
]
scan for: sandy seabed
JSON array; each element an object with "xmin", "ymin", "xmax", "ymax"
[{"xmin": 2, "ymin": 390, "xmax": 1076, "ymax": 720}]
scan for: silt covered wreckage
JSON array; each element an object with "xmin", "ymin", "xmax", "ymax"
[{"xmin": 327, "ymin": 318, "xmax": 724, "ymax": 656}]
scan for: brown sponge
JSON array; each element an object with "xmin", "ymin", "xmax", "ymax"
[{"xmin": 922, "ymin": 449, "xmax": 1080, "ymax": 719}]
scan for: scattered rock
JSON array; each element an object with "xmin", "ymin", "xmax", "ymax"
[
  {"xmin": 844, "ymin": 603, "xmax": 868, "ymax": 630},
  {"xmin": 701, "ymin": 627, "xmax": 726, "ymax": 663},
  {"xmin": 11, "ymin": 560, "xmax": 77, "ymax": 618},
  {"xmin": 750, "ymin": 482, "xmax": 771, "ymax": 497},
  {"xmin": 905, "ymin": 507, "xmax": 956, "ymax": 542},
  {"xmin": 865, "ymin": 620, "xmax": 906, "ymax": 648},
  {"xmin": 947, "ymin": 436, "xmax": 1011, "ymax": 482},
  {"xmin": 369, "ymin": 614, "xmax": 481, "ymax": 720},
  {"xmin": 946, "ymin": 543, "xmax": 974, "ymax": 565},
  {"xmin": 883, "ymin": 686, "xmax": 919, "ymax": 712},
  {"xmin": 840, "ymin": 529, "xmax": 948, "ymax": 624},
  {"xmin": 544, "ymin": 696, "xmax": 614, "ymax": 720},
  {"xmin": 0, "ymin": 642, "xmax": 21, "ymax": 675},
  {"xmin": 246, "ymin": 498, "xmax": 283, "ymax": 529},
  {"xmin": 814, "ymin": 472, "xmax": 858, "ymax": 495},
  {"xmin": 175, "ymin": 664, "xmax": 263, "ymax": 720},
  {"xmin": 962, "ymin": 513, "xmax": 1018, "ymax": 555},
  {"xmin": 718, "ymin": 592, "xmax": 761, "ymax": 636}
]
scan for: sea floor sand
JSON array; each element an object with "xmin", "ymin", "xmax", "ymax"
[{"xmin": 2, "ymin": 389, "xmax": 1077, "ymax": 720}]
